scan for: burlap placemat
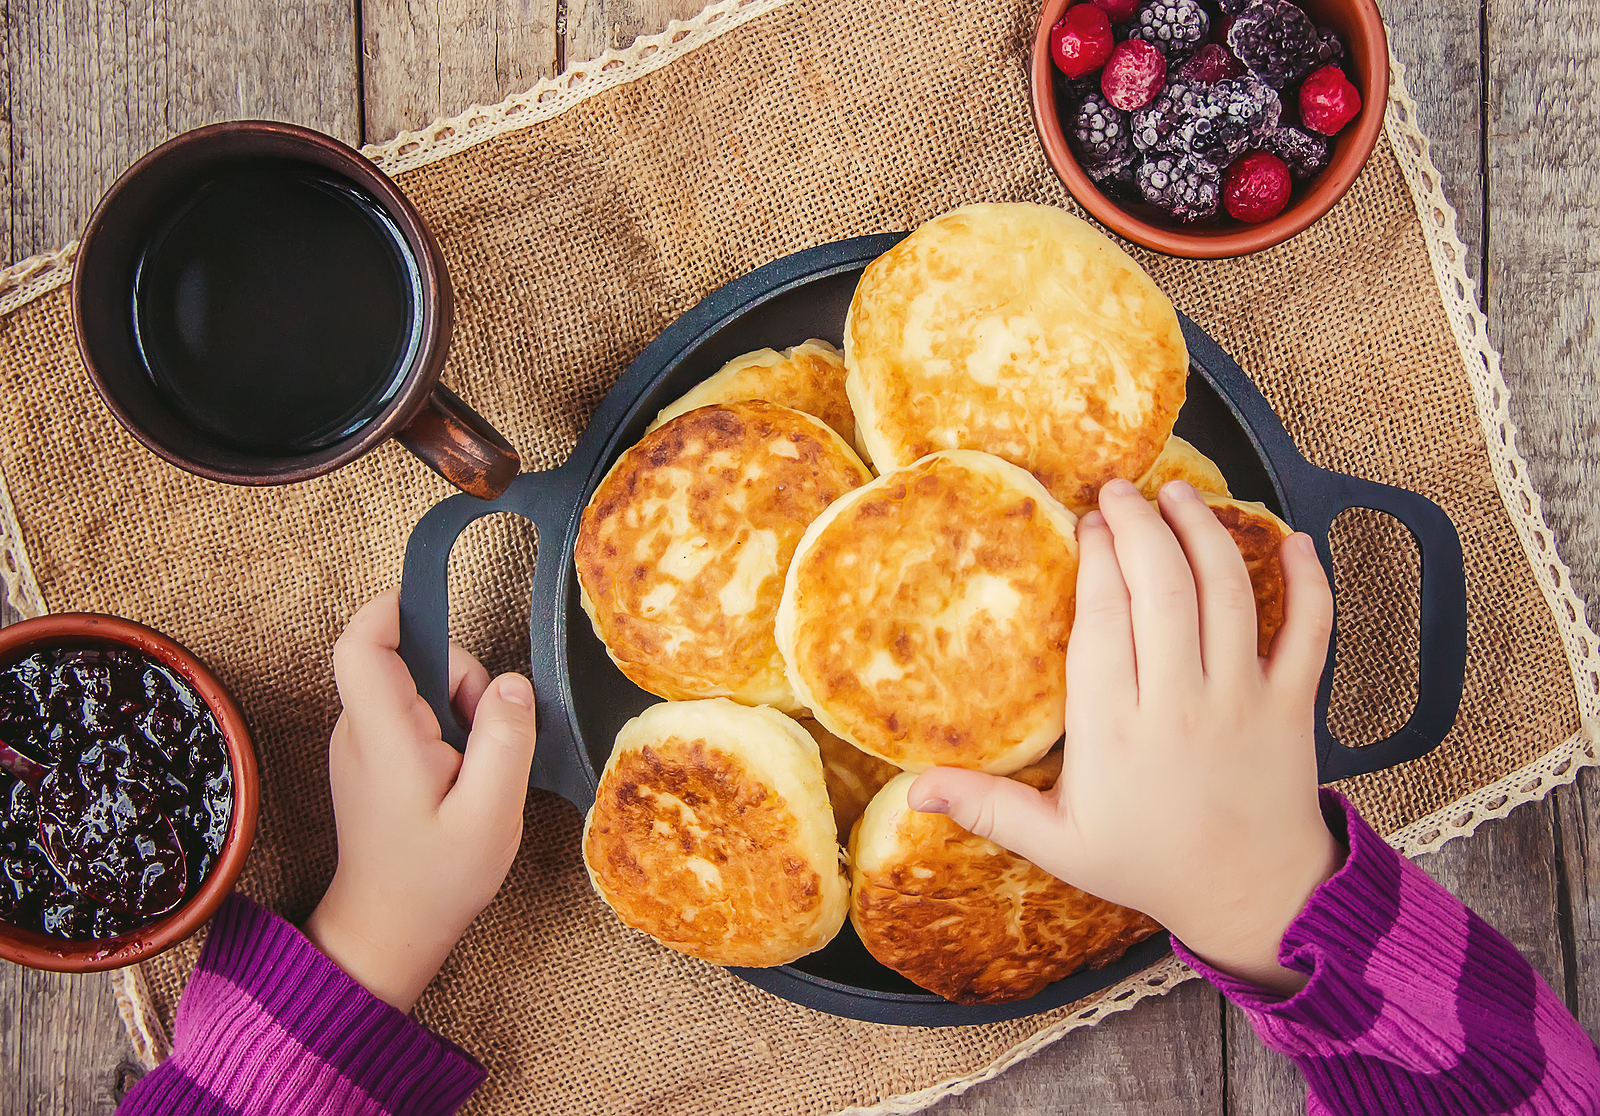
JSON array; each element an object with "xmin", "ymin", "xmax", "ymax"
[{"xmin": 0, "ymin": 0, "xmax": 1596, "ymax": 1110}]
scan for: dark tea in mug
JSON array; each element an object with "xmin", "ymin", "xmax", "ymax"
[
  {"xmin": 130, "ymin": 158, "xmax": 424, "ymax": 455},
  {"xmin": 75, "ymin": 120, "xmax": 519, "ymax": 498}
]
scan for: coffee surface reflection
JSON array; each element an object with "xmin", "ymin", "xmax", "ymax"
[{"xmin": 131, "ymin": 158, "xmax": 423, "ymax": 455}]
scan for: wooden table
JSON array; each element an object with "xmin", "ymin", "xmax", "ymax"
[{"xmin": 1, "ymin": 1, "xmax": 1595, "ymax": 1111}]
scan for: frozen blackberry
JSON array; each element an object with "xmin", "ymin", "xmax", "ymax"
[
  {"xmin": 1226, "ymin": 0, "xmax": 1320, "ymax": 88},
  {"xmin": 1138, "ymin": 152, "xmax": 1221, "ymax": 222},
  {"xmin": 1127, "ymin": 0, "xmax": 1210, "ymax": 61},
  {"xmin": 1257, "ymin": 125, "xmax": 1332, "ymax": 181},
  {"xmin": 1313, "ymin": 26, "xmax": 1345, "ymax": 67},
  {"xmin": 1131, "ymin": 77, "xmax": 1279, "ymax": 163},
  {"xmin": 1094, "ymin": 159, "xmax": 1143, "ymax": 202},
  {"xmin": 1068, "ymin": 91, "xmax": 1135, "ymax": 169}
]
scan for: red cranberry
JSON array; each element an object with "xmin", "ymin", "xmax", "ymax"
[
  {"xmin": 1051, "ymin": 4, "xmax": 1116, "ymax": 80},
  {"xmin": 1223, "ymin": 151, "xmax": 1293, "ymax": 223}
]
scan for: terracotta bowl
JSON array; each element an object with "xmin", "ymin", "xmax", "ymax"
[
  {"xmin": 0, "ymin": 614, "xmax": 258, "ymax": 973},
  {"xmin": 1029, "ymin": 0, "xmax": 1389, "ymax": 258}
]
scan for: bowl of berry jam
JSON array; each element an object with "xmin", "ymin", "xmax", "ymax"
[
  {"xmin": 1029, "ymin": 0, "xmax": 1387, "ymax": 258},
  {"xmin": 0, "ymin": 614, "xmax": 257, "ymax": 971}
]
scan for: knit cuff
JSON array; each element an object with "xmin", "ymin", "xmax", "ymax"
[
  {"xmin": 1173, "ymin": 788, "xmax": 1408, "ymax": 1028},
  {"xmin": 123, "ymin": 893, "xmax": 484, "ymax": 1116}
]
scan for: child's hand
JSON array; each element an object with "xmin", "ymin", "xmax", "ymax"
[
  {"xmin": 303, "ymin": 589, "xmax": 537, "ymax": 1012},
  {"xmin": 908, "ymin": 478, "xmax": 1343, "ymax": 994}
]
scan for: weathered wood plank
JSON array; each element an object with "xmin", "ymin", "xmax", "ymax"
[
  {"xmin": 1486, "ymin": 0, "xmax": 1600, "ymax": 1055},
  {"xmin": 924, "ymin": 979, "xmax": 1224, "ymax": 1115},
  {"xmin": 564, "ymin": 0, "xmax": 710, "ymax": 65},
  {"xmin": 1379, "ymin": 0, "xmax": 1485, "ymax": 283},
  {"xmin": 358, "ymin": 0, "xmax": 559, "ymax": 142},
  {"xmin": 6, "ymin": 0, "xmax": 361, "ymax": 262},
  {"xmin": 1557, "ymin": 769, "xmax": 1600, "ymax": 1041},
  {"xmin": 1485, "ymin": 0, "xmax": 1600, "ymax": 622}
]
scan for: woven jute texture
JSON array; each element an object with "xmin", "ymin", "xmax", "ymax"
[{"xmin": 1, "ymin": 0, "xmax": 1597, "ymax": 1111}]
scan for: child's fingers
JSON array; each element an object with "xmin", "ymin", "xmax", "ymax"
[
  {"xmin": 1158, "ymin": 482, "xmax": 1259, "ymax": 687},
  {"xmin": 332, "ymin": 589, "xmax": 433, "ymax": 741},
  {"xmin": 1265, "ymin": 533, "xmax": 1334, "ymax": 704},
  {"xmin": 907, "ymin": 767, "xmax": 1075, "ymax": 877},
  {"xmin": 1067, "ymin": 510, "xmax": 1137, "ymax": 706},
  {"xmin": 448, "ymin": 643, "xmax": 491, "ymax": 725},
  {"xmin": 1096, "ymin": 479, "xmax": 1203, "ymax": 694},
  {"xmin": 450, "ymin": 673, "xmax": 538, "ymax": 823}
]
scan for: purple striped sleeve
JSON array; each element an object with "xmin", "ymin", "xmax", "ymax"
[
  {"xmin": 118, "ymin": 893, "xmax": 485, "ymax": 1116},
  {"xmin": 1177, "ymin": 790, "xmax": 1600, "ymax": 1115}
]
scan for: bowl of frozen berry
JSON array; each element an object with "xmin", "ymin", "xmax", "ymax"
[
  {"xmin": 1030, "ymin": 0, "xmax": 1387, "ymax": 257},
  {"xmin": 0, "ymin": 613, "xmax": 258, "ymax": 971}
]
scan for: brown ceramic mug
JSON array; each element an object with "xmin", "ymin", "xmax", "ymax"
[{"xmin": 72, "ymin": 120, "xmax": 520, "ymax": 499}]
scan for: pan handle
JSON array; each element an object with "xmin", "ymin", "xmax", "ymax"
[
  {"xmin": 396, "ymin": 466, "xmax": 594, "ymax": 807},
  {"xmin": 1282, "ymin": 465, "xmax": 1468, "ymax": 782}
]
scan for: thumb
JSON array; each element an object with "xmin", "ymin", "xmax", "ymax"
[
  {"xmin": 450, "ymin": 673, "xmax": 538, "ymax": 822},
  {"xmin": 907, "ymin": 766, "xmax": 1071, "ymax": 873}
]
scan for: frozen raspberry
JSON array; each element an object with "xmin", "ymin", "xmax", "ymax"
[
  {"xmin": 1092, "ymin": 0, "xmax": 1140, "ymax": 21},
  {"xmin": 1215, "ymin": 0, "xmax": 1253, "ymax": 12},
  {"xmin": 1299, "ymin": 65, "xmax": 1361, "ymax": 134},
  {"xmin": 1257, "ymin": 125, "xmax": 1331, "ymax": 180},
  {"xmin": 1069, "ymin": 90, "xmax": 1135, "ymax": 172},
  {"xmin": 1226, "ymin": 0, "xmax": 1320, "ymax": 88},
  {"xmin": 1101, "ymin": 40, "xmax": 1168, "ymax": 111},
  {"xmin": 1127, "ymin": 0, "xmax": 1210, "ymax": 61},
  {"xmin": 1138, "ymin": 152, "xmax": 1221, "ymax": 221},
  {"xmin": 1223, "ymin": 150, "xmax": 1292, "ymax": 222},
  {"xmin": 1131, "ymin": 77, "xmax": 1278, "ymax": 163},
  {"xmin": 1176, "ymin": 43, "xmax": 1245, "ymax": 84},
  {"xmin": 1212, "ymin": 13, "xmax": 1235, "ymax": 43},
  {"xmin": 1052, "ymin": 4, "xmax": 1116, "ymax": 79}
]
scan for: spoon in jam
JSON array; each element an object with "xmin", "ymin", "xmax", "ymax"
[{"xmin": 0, "ymin": 738, "xmax": 187, "ymax": 918}]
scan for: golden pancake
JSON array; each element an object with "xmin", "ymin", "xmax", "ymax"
[
  {"xmin": 648, "ymin": 339, "xmax": 866, "ymax": 459},
  {"xmin": 844, "ymin": 203, "xmax": 1187, "ymax": 512},
  {"xmin": 777, "ymin": 449, "xmax": 1079, "ymax": 775},
  {"xmin": 1205, "ymin": 494, "xmax": 1292, "ymax": 656},
  {"xmin": 849, "ymin": 764, "xmax": 1161, "ymax": 1005},
  {"xmin": 799, "ymin": 718, "xmax": 901, "ymax": 845},
  {"xmin": 1134, "ymin": 435, "xmax": 1230, "ymax": 500},
  {"xmin": 576, "ymin": 401, "xmax": 871, "ymax": 711},
  {"xmin": 582, "ymin": 699, "xmax": 849, "ymax": 967}
]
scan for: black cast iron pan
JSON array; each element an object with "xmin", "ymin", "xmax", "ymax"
[{"xmin": 397, "ymin": 233, "xmax": 1468, "ymax": 1026}]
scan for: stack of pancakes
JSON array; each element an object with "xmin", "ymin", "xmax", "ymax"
[{"xmin": 577, "ymin": 203, "xmax": 1295, "ymax": 1004}]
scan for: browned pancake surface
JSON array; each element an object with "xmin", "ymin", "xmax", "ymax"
[
  {"xmin": 849, "ymin": 765, "xmax": 1160, "ymax": 1004},
  {"xmin": 648, "ymin": 339, "xmax": 859, "ymax": 452},
  {"xmin": 800, "ymin": 719, "xmax": 901, "ymax": 844},
  {"xmin": 583, "ymin": 700, "xmax": 848, "ymax": 967},
  {"xmin": 1206, "ymin": 495, "xmax": 1291, "ymax": 655},
  {"xmin": 845, "ymin": 203, "xmax": 1187, "ymax": 511},
  {"xmin": 778, "ymin": 450, "xmax": 1078, "ymax": 773},
  {"xmin": 576, "ymin": 400, "xmax": 870, "ymax": 710}
]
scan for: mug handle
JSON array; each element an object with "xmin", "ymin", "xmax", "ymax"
[
  {"xmin": 396, "ymin": 383, "xmax": 522, "ymax": 500},
  {"xmin": 1283, "ymin": 465, "xmax": 1469, "ymax": 782},
  {"xmin": 396, "ymin": 467, "xmax": 594, "ymax": 807}
]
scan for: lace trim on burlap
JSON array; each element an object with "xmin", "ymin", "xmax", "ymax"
[
  {"xmin": 1, "ymin": 15, "xmax": 1596, "ymax": 1108},
  {"xmin": 1376, "ymin": 55, "xmax": 1600, "ymax": 860},
  {"xmin": 360, "ymin": 0, "xmax": 796, "ymax": 176}
]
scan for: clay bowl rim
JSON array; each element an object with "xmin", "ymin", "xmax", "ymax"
[
  {"xmin": 1028, "ymin": 0, "xmax": 1389, "ymax": 259},
  {"xmin": 0, "ymin": 613, "xmax": 259, "ymax": 973}
]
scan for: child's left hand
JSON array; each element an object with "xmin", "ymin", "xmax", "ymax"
[{"xmin": 304, "ymin": 589, "xmax": 538, "ymax": 1012}]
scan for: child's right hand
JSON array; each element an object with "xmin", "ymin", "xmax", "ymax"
[{"xmin": 907, "ymin": 478, "xmax": 1344, "ymax": 995}]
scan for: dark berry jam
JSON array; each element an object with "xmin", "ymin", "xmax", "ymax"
[{"xmin": 0, "ymin": 643, "xmax": 232, "ymax": 940}]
